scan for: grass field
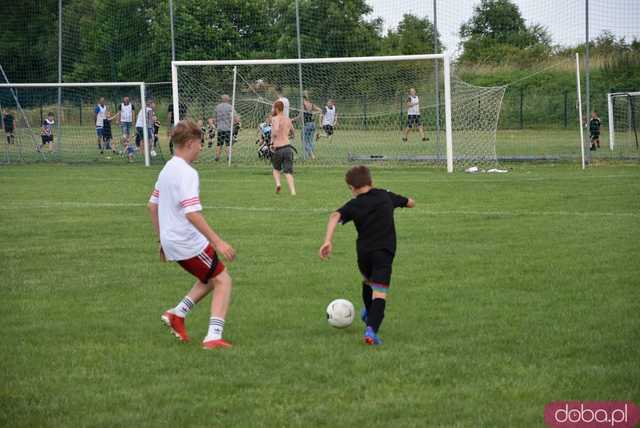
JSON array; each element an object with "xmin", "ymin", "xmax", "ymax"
[
  {"xmin": 1, "ymin": 162, "xmax": 639, "ymax": 427},
  {"xmin": 3, "ymin": 125, "xmax": 639, "ymax": 165}
]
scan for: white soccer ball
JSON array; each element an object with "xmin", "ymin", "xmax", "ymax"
[
  {"xmin": 326, "ymin": 299, "xmax": 355, "ymax": 328},
  {"xmin": 150, "ymin": 150, "xmax": 157, "ymax": 157}
]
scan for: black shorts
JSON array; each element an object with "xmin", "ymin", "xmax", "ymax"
[
  {"xmin": 323, "ymin": 125, "xmax": 334, "ymax": 136},
  {"xmin": 41, "ymin": 135, "xmax": 53, "ymax": 144},
  {"xmin": 4, "ymin": 127, "xmax": 14, "ymax": 134},
  {"xmin": 357, "ymin": 249, "xmax": 394, "ymax": 293},
  {"xmin": 407, "ymin": 115, "xmax": 421, "ymax": 128},
  {"xmin": 217, "ymin": 130, "xmax": 231, "ymax": 146},
  {"xmin": 271, "ymin": 145, "xmax": 294, "ymax": 174},
  {"xmin": 591, "ymin": 132, "xmax": 600, "ymax": 141}
]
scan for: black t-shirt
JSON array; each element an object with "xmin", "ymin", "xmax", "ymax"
[
  {"xmin": 589, "ymin": 117, "xmax": 601, "ymax": 134},
  {"xmin": 337, "ymin": 188, "xmax": 409, "ymax": 254},
  {"xmin": 3, "ymin": 114, "xmax": 14, "ymax": 129}
]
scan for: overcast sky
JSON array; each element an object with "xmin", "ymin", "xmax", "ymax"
[{"xmin": 368, "ymin": 0, "xmax": 640, "ymax": 55}]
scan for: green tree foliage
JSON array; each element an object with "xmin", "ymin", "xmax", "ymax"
[
  {"xmin": 276, "ymin": 0, "xmax": 383, "ymax": 58},
  {"xmin": 382, "ymin": 14, "xmax": 443, "ymax": 55},
  {"xmin": 459, "ymin": 0, "xmax": 552, "ymax": 65},
  {"xmin": 0, "ymin": 1, "xmax": 58, "ymax": 83}
]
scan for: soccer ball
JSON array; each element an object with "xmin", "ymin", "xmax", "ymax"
[
  {"xmin": 150, "ymin": 150, "xmax": 157, "ymax": 158},
  {"xmin": 326, "ymin": 299, "xmax": 355, "ymax": 328}
]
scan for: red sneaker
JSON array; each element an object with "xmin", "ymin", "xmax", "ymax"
[
  {"xmin": 275, "ymin": 185, "xmax": 281, "ymax": 194},
  {"xmin": 202, "ymin": 339, "xmax": 233, "ymax": 349},
  {"xmin": 161, "ymin": 311, "xmax": 189, "ymax": 342}
]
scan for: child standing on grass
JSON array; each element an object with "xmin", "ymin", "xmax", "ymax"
[
  {"xmin": 206, "ymin": 117, "xmax": 216, "ymax": 148},
  {"xmin": 38, "ymin": 112, "xmax": 55, "ymax": 153},
  {"xmin": 319, "ymin": 165, "xmax": 414, "ymax": 345},
  {"xmin": 148, "ymin": 120, "xmax": 237, "ymax": 350},
  {"xmin": 589, "ymin": 111, "xmax": 601, "ymax": 151}
]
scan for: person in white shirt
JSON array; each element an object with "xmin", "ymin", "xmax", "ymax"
[
  {"xmin": 149, "ymin": 120, "xmax": 236, "ymax": 349},
  {"xmin": 95, "ymin": 97, "xmax": 107, "ymax": 153},
  {"xmin": 402, "ymin": 88, "xmax": 428, "ymax": 142},
  {"xmin": 274, "ymin": 85, "xmax": 290, "ymax": 118},
  {"xmin": 135, "ymin": 101, "xmax": 156, "ymax": 156},
  {"xmin": 317, "ymin": 99, "xmax": 338, "ymax": 142},
  {"xmin": 118, "ymin": 96, "xmax": 135, "ymax": 148}
]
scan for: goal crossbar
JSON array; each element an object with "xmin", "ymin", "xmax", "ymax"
[
  {"xmin": 171, "ymin": 54, "xmax": 455, "ymax": 172},
  {"xmin": 0, "ymin": 81, "xmax": 151, "ymax": 166},
  {"xmin": 172, "ymin": 54, "xmax": 445, "ymax": 67}
]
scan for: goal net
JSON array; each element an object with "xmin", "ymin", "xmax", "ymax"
[
  {"xmin": 607, "ymin": 92, "xmax": 640, "ymax": 158},
  {"xmin": 172, "ymin": 55, "xmax": 505, "ymax": 172},
  {"xmin": 0, "ymin": 82, "xmax": 154, "ymax": 165}
]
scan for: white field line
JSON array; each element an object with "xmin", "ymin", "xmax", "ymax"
[
  {"xmin": 0, "ymin": 201, "xmax": 638, "ymax": 218},
  {"xmin": 0, "ymin": 174, "xmax": 639, "ymax": 186}
]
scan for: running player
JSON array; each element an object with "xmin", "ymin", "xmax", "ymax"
[
  {"xmin": 149, "ymin": 120, "xmax": 236, "ymax": 349},
  {"xmin": 270, "ymin": 100, "xmax": 296, "ymax": 195},
  {"xmin": 319, "ymin": 165, "xmax": 415, "ymax": 345}
]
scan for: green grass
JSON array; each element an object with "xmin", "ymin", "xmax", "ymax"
[
  {"xmin": 4, "ymin": 125, "xmax": 639, "ymax": 165},
  {"xmin": 1, "ymin": 162, "xmax": 639, "ymax": 427}
]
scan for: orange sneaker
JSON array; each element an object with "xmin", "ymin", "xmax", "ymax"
[
  {"xmin": 202, "ymin": 339, "xmax": 233, "ymax": 349},
  {"xmin": 161, "ymin": 311, "xmax": 189, "ymax": 342}
]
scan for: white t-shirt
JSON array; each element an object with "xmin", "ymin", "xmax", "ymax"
[
  {"xmin": 136, "ymin": 106, "xmax": 153, "ymax": 128},
  {"xmin": 408, "ymin": 95, "xmax": 420, "ymax": 116},
  {"xmin": 148, "ymin": 156, "xmax": 208, "ymax": 261},
  {"xmin": 120, "ymin": 103, "xmax": 133, "ymax": 123},
  {"xmin": 95, "ymin": 104, "xmax": 107, "ymax": 127},
  {"xmin": 278, "ymin": 96, "xmax": 290, "ymax": 118},
  {"xmin": 322, "ymin": 105, "xmax": 336, "ymax": 126}
]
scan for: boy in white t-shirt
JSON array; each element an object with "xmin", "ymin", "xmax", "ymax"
[
  {"xmin": 402, "ymin": 88, "xmax": 428, "ymax": 142},
  {"xmin": 148, "ymin": 120, "xmax": 236, "ymax": 349},
  {"xmin": 274, "ymin": 85, "xmax": 290, "ymax": 118}
]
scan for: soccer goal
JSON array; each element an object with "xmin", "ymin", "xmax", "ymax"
[
  {"xmin": 607, "ymin": 91, "xmax": 640, "ymax": 158},
  {"xmin": 172, "ymin": 55, "xmax": 505, "ymax": 172},
  {"xmin": 0, "ymin": 82, "xmax": 152, "ymax": 165}
]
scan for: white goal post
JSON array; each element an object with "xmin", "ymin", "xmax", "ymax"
[
  {"xmin": 172, "ymin": 54, "xmax": 456, "ymax": 172},
  {"xmin": 0, "ymin": 81, "xmax": 150, "ymax": 166},
  {"xmin": 607, "ymin": 91, "xmax": 640, "ymax": 151}
]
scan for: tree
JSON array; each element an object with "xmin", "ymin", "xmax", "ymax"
[
  {"xmin": 275, "ymin": 0, "xmax": 383, "ymax": 59},
  {"xmin": 382, "ymin": 14, "xmax": 443, "ymax": 56},
  {"xmin": 459, "ymin": 0, "xmax": 552, "ymax": 64},
  {"xmin": 0, "ymin": 0, "xmax": 58, "ymax": 83}
]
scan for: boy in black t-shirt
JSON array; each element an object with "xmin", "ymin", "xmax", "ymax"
[
  {"xmin": 319, "ymin": 165, "xmax": 415, "ymax": 345},
  {"xmin": 589, "ymin": 111, "xmax": 601, "ymax": 151}
]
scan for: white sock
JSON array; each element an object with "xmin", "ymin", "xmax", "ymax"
[
  {"xmin": 205, "ymin": 317, "xmax": 225, "ymax": 341},
  {"xmin": 173, "ymin": 296, "xmax": 195, "ymax": 318}
]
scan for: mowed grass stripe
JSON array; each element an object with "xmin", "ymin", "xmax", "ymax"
[{"xmin": 0, "ymin": 163, "xmax": 639, "ymax": 427}]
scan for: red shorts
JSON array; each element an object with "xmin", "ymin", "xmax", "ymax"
[{"xmin": 177, "ymin": 244, "xmax": 225, "ymax": 283}]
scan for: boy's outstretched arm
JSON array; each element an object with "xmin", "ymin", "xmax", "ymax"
[
  {"xmin": 186, "ymin": 211, "xmax": 236, "ymax": 262},
  {"xmin": 319, "ymin": 211, "xmax": 341, "ymax": 260}
]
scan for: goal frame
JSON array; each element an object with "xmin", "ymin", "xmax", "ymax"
[
  {"xmin": 171, "ymin": 54, "xmax": 455, "ymax": 172},
  {"xmin": 0, "ymin": 82, "xmax": 151, "ymax": 166},
  {"xmin": 607, "ymin": 91, "xmax": 640, "ymax": 151}
]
